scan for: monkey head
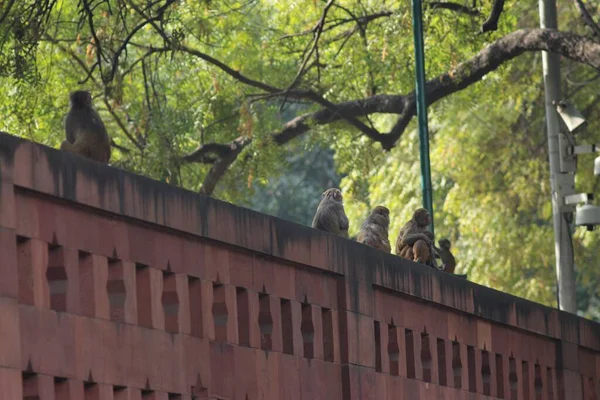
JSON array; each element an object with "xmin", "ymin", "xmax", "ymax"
[
  {"xmin": 438, "ymin": 238, "xmax": 451, "ymax": 250},
  {"xmin": 371, "ymin": 206, "xmax": 390, "ymax": 225},
  {"xmin": 372, "ymin": 205, "xmax": 389, "ymax": 217},
  {"xmin": 412, "ymin": 208, "xmax": 430, "ymax": 227},
  {"xmin": 69, "ymin": 90, "xmax": 93, "ymax": 109},
  {"xmin": 322, "ymin": 188, "xmax": 343, "ymax": 203}
]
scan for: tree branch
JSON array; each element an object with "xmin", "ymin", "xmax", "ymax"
[
  {"xmin": 187, "ymin": 28, "xmax": 600, "ymax": 195},
  {"xmin": 125, "ymin": 0, "xmax": 384, "ymax": 145},
  {"xmin": 280, "ymin": 11, "xmax": 393, "ymax": 40},
  {"xmin": 121, "ymin": 47, "xmax": 170, "ymax": 77},
  {"xmin": 197, "ymin": 137, "xmax": 251, "ymax": 196},
  {"xmin": 110, "ymin": 139, "xmax": 132, "ymax": 154},
  {"xmin": 426, "ymin": 2, "xmax": 480, "ymax": 16},
  {"xmin": 125, "ymin": 0, "xmax": 282, "ymax": 95},
  {"xmin": 285, "ymin": 0, "xmax": 335, "ymax": 93},
  {"xmin": 481, "ymin": 0, "xmax": 505, "ymax": 33},
  {"xmin": 572, "ymin": 0, "xmax": 600, "ymax": 37},
  {"xmin": 0, "ymin": 0, "xmax": 17, "ymax": 27},
  {"xmin": 183, "ymin": 143, "xmax": 239, "ymax": 163},
  {"xmin": 387, "ymin": 28, "xmax": 600, "ymax": 147},
  {"xmin": 106, "ymin": 0, "xmax": 177, "ymax": 83},
  {"xmin": 81, "ymin": 0, "xmax": 107, "ymax": 82}
]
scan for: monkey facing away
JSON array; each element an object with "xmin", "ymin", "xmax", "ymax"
[
  {"xmin": 395, "ymin": 208, "xmax": 438, "ymax": 268},
  {"xmin": 357, "ymin": 206, "xmax": 391, "ymax": 253},
  {"xmin": 60, "ymin": 90, "xmax": 111, "ymax": 163},
  {"xmin": 311, "ymin": 188, "xmax": 349, "ymax": 238}
]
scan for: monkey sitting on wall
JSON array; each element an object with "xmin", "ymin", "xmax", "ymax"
[
  {"xmin": 311, "ymin": 188, "xmax": 349, "ymax": 238},
  {"xmin": 60, "ymin": 90, "xmax": 111, "ymax": 163},
  {"xmin": 436, "ymin": 239, "xmax": 467, "ymax": 279},
  {"xmin": 357, "ymin": 206, "xmax": 391, "ymax": 253},
  {"xmin": 437, "ymin": 239, "xmax": 456, "ymax": 273},
  {"xmin": 395, "ymin": 208, "xmax": 438, "ymax": 268}
]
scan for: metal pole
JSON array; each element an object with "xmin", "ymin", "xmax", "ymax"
[
  {"xmin": 539, "ymin": 0, "xmax": 577, "ymax": 312},
  {"xmin": 411, "ymin": 0, "xmax": 435, "ymax": 237}
]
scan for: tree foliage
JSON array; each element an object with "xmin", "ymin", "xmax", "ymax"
[{"xmin": 1, "ymin": 0, "xmax": 599, "ymax": 318}]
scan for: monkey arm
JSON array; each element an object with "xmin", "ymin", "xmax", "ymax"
[
  {"xmin": 339, "ymin": 211, "xmax": 349, "ymax": 231},
  {"xmin": 401, "ymin": 233, "xmax": 431, "ymax": 246},
  {"xmin": 64, "ymin": 115, "xmax": 75, "ymax": 143}
]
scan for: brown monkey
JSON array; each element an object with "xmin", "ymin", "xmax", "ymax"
[
  {"xmin": 437, "ymin": 239, "xmax": 456, "ymax": 273},
  {"xmin": 395, "ymin": 208, "xmax": 438, "ymax": 268},
  {"xmin": 60, "ymin": 90, "xmax": 111, "ymax": 163},
  {"xmin": 437, "ymin": 239, "xmax": 468, "ymax": 278},
  {"xmin": 357, "ymin": 206, "xmax": 391, "ymax": 253},
  {"xmin": 311, "ymin": 188, "xmax": 349, "ymax": 238}
]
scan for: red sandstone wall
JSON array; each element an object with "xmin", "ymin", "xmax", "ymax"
[{"xmin": 0, "ymin": 132, "xmax": 598, "ymax": 400}]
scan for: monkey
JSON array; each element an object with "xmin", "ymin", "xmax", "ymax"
[
  {"xmin": 395, "ymin": 208, "xmax": 438, "ymax": 268},
  {"xmin": 60, "ymin": 90, "xmax": 111, "ymax": 163},
  {"xmin": 356, "ymin": 206, "xmax": 391, "ymax": 253},
  {"xmin": 437, "ymin": 239, "xmax": 456, "ymax": 273},
  {"xmin": 436, "ymin": 239, "xmax": 468, "ymax": 279},
  {"xmin": 311, "ymin": 188, "xmax": 349, "ymax": 238}
]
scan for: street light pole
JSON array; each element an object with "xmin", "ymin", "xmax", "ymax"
[
  {"xmin": 538, "ymin": 0, "xmax": 577, "ymax": 312},
  {"xmin": 411, "ymin": 0, "xmax": 435, "ymax": 237}
]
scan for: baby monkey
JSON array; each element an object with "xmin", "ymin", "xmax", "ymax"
[
  {"xmin": 357, "ymin": 206, "xmax": 391, "ymax": 253},
  {"xmin": 60, "ymin": 90, "xmax": 111, "ymax": 163},
  {"xmin": 437, "ymin": 239, "xmax": 468, "ymax": 279},
  {"xmin": 437, "ymin": 239, "xmax": 456, "ymax": 273}
]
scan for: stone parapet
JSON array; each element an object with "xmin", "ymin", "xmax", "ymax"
[{"xmin": 0, "ymin": 131, "xmax": 598, "ymax": 399}]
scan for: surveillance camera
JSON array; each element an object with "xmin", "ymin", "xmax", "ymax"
[
  {"xmin": 575, "ymin": 203, "xmax": 600, "ymax": 231},
  {"xmin": 595, "ymin": 156, "xmax": 600, "ymax": 176}
]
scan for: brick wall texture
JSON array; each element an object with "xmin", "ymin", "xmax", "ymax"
[{"xmin": 0, "ymin": 131, "xmax": 598, "ymax": 399}]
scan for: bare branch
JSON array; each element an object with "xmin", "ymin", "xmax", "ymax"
[
  {"xmin": 295, "ymin": 89, "xmax": 384, "ymax": 141},
  {"xmin": 281, "ymin": 11, "xmax": 393, "ymax": 41},
  {"xmin": 197, "ymin": 137, "xmax": 251, "ymax": 196},
  {"xmin": 184, "ymin": 41, "xmax": 382, "ymax": 139},
  {"xmin": 124, "ymin": 0, "xmax": 385, "ymax": 143},
  {"xmin": 177, "ymin": 44, "xmax": 282, "ymax": 94},
  {"xmin": 331, "ymin": 3, "xmax": 377, "ymax": 95},
  {"xmin": 481, "ymin": 0, "xmax": 505, "ymax": 33},
  {"xmin": 101, "ymin": 96, "xmax": 145, "ymax": 151},
  {"xmin": 186, "ymin": 28, "xmax": 600, "ymax": 195},
  {"xmin": 183, "ymin": 143, "xmax": 239, "ymax": 163},
  {"xmin": 387, "ymin": 28, "xmax": 600, "ymax": 147},
  {"xmin": 0, "ymin": 0, "xmax": 17, "ymax": 27},
  {"xmin": 426, "ymin": 2, "xmax": 480, "ymax": 16},
  {"xmin": 340, "ymin": 10, "xmax": 393, "ymax": 25},
  {"xmin": 572, "ymin": 0, "xmax": 600, "ymax": 37},
  {"xmin": 125, "ymin": 0, "xmax": 282, "ymax": 95},
  {"xmin": 285, "ymin": 0, "xmax": 335, "ymax": 92},
  {"xmin": 81, "ymin": 0, "xmax": 106, "ymax": 82},
  {"xmin": 106, "ymin": 0, "xmax": 177, "ymax": 83},
  {"xmin": 110, "ymin": 139, "xmax": 132, "ymax": 154},
  {"xmin": 121, "ymin": 47, "xmax": 169, "ymax": 77}
]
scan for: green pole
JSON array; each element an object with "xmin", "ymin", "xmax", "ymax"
[{"xmin": 411, "ymin": 0, "xmax": 435, "ymax": 237}]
